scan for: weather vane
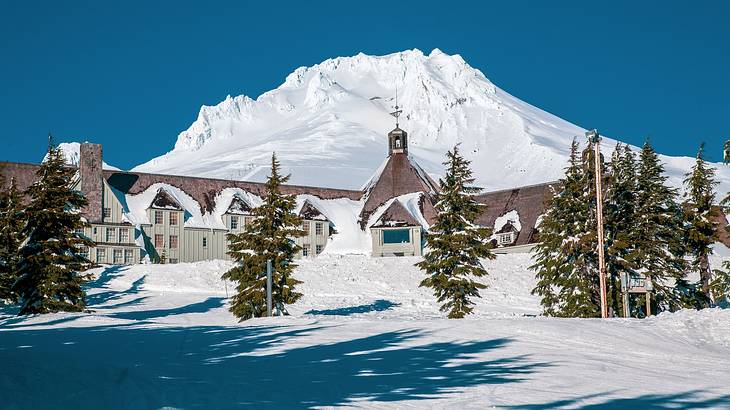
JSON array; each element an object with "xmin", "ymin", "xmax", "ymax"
[{"xmin": 390, "ymin": 85, "xmax": 402, "ymax": 128}]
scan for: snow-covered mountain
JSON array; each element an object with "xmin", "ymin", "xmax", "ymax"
[{"xmin": 132, "ymin": 49, "xmax": 730, "ymax": 194}]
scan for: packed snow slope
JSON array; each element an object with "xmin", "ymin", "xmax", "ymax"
[
  {"xmin": 2, "ymin": 252, "xmax": 729, "ymax": 409},
  {"xmin": 133, "ymin": 49, "xmax": 730, "ymax": 194}
]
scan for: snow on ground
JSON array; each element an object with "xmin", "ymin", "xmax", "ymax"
[{"xmin": 1, "ymin": 253, "xmax": 729, "ymax": 409}]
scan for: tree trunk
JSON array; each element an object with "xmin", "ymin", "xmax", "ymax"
[{"xmin": 699, "ymin": 253, "xmax": 713, "ymax": 306}]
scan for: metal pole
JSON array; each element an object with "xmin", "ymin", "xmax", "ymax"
[
  {"xmin": 266, "ymin": 259, "xmax": 272, "ymax": 317},
  {"xmin": 588, "ymin": 129, "xmax": 609, "ymax": 319}
]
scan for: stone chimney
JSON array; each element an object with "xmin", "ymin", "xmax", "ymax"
[{"xmin": 79, "ymin": 143, "xmax": 103, "ymax": 223}]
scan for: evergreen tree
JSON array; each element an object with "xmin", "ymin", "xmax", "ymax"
[
  {"xmin": 223, "ymin": 153, "xmax": 305, "ymax": 321},
  {"xmin": 603, "ymin": 144, "xmax": 637, "ymax": 315},
  {"xmin": 631, "ymin": 141, "xmax": 688, "ymax": 312},
  {"xmin": 417, "ymin": 145, "xmax": 494, "ymax": 318},
  {"xmin": 13, "ymin": 141, "xmax": 94, "ymax": 314},
  {"xmin": 531, "ymin": 139, "xmax": 601, "ymax": 318},
  {"xmin": 682, "ymin": 143, "xmax": 718, "ymax": 306},
  {"xmin": 0, "ymin": 177, "xmax": 25, "ymax": 304}
]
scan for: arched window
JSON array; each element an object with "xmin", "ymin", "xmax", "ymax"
[{"xmin": 395, "ymin": 137, "xmax": 401, "ymax": 148}]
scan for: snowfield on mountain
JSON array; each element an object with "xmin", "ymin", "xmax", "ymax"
[
  {"xmin": 2, "ymin": 250, "xmax": 729, "ymax": 409},
  {"xmin": 129, "ymin": 49, "xmax": 730, "ymax": 194}
]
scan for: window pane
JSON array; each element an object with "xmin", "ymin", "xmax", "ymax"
[
  {"xmin": 119, "ymin": 228, "xmax": 129, "ymax": 243},
  {"xmin": 106, "ymin": 228, "xmax": 116, "ymax": 242},
  {"xmin": 170, "ymin": 235, "xmax": 178, "ymax": 249},
  {"xmin": 230, "ymin": 216, "xmax": 238, "ymax": 230},
  {"xmin": 382, "ymin": 229, "xmax": 411, "ymax": 244},
  {"xmin": 155, "ymin": 234, "xmax": 164, "ymax": 248},
  {"xmin": 96, "ymin": 248, "xmax": 106, "ymax": 263},
  {"xmin": 155, "ymin": 211, "xmax": 164, "ymax": 224},
  {"xmin": 169, "ymin": 212, "xmax": 178, "ymax": 226},
  {"xmin": 315, "ymin": 222, "xmax": 323, "ymax": 235}
]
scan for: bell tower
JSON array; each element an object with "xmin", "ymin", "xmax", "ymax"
[{"xmin": 388, "ymin": 89, "xmax": 407, "ymax": 155}]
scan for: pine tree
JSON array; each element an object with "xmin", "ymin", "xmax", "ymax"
[
  {"xmin": 531, "ymin": 139, "xmax": 601, "ymax": 318},
  {"xmin": 223, "ymin": 153, "xmax": 305, "ymax": 321},
  {"xmin": 416, "ymin": 145, "xmax": 494, "ymax": 318},
  {"xmin": 631, "ymin": 141, "xmax": 688, "ymax": 312},
  {"xmin": 0, "ymin": 177, "xmax": 25, "ymax": 304},
  {"xmin": 603, "ymin": 144, "xmax": 637, "ymax": 315},
  {"xmin": 13, "ymin": 141, "xmax": 94, "ymax": 314},
  {"xmin": 682, "ymin": 143, "xmax": 718, "ymax": 307}
]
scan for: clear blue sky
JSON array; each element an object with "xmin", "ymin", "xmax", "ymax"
[{"xmin": 1, "ymin": 0, "xmax": 728, "ymax": 169}]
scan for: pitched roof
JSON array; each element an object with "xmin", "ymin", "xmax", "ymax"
[
  {"xmin": 298, "ymin": 200, "xmax": 328, "ymax": 221},
  {"xmin": 150, "ymin": 189, "xmax": 184, "ymax": 210},
  {"xmin": 226, "ymin": 195, "xmax": 253, "ymax": 215},
  {"xmin": 360, "ymin": 154, "xmax": 439, "ymax": 227},
  {"xmin": 371, "ymin": 200, "xmax": 422, "ymax": 228},
  {"xmin": 475, "ymin": 181, "xmax": 558, "ymax": 246}
]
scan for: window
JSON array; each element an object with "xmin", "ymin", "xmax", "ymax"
[
  {"xmin": 315, "ymin": 222, "xmax": 324, "ymax": 236},
  {"xmin": 113, "ymin": 249, "xmax": 123, "ymax": 264},
  {"xmin": 93, "ymin": 227, "xmax": 98, "ymax": 235},
  {"xmin": 302, "ymin": 244, "xmax": 310, "ymax": 257},
  {"xmin": 169, "ymin": 235, "xmax": 178, "ymax": 249},
  {"xmin": 301, "ymin": 221, "xmax": 309, "ymax": 234},
  {"xmin": 230, "ymin": 216, "xmax": 238, "ymax": 230},
  {"xmin": 169, "ymin": 258, "xmax": 178, "ymax": 264},
  {"xmin": 395, "ymin": 138, "xmax": 401, "ymax": 148},
  {"xmin": 154, "ymin": 211, "xmax": 164, "ymax": 225},
  {"xmin": 119, "ymin": 228, "xmax": 129, "ymax": 243},
  {"xmin": 106, "ymin": 228, "xmax": 116, "ymax": 243},
  {"xmin": 154, "ymin": 234, "xmax": 164, "ymax": 248},
  {"xmin": 79, "ymin": 246, "xmax": 89, "ymax": 259},
  {"xmin": 383, "ymin": 229, "xmax": 411, "ymax": 244},
  {"xmin": 169, "ymin": 212, "xmax": 178, "ymax": 226},
  {"xmin": 498, "ymin": 232, "xmax": 514, "ymax": 245},
  {"xmin": 103, "ymin": 207, "xmax": 111, "ymax": 219},
  {"xmin": 202, "ymin": 237, "xmax": 208, "ymax": 248},
  {"xmin": 96, "ymin": 248, "xmax": 106, "ymax": 263},
  {"xmin": 315, "ymin": 245, "xmax": 323, "ymax": 255},
  {"xmin": 124, "ymin": 249, "xmax": 134, "ymax": 264},
  {"xmin": 75, "ymin": 228, "xmax": 85, "ymax": 237}
]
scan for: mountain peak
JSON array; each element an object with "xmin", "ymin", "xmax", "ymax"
[{"xmin": 132, "ymin": 50, "xmax": 730, "ymax": 194}]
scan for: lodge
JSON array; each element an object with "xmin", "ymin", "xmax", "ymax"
[{"xmin": 1, "ymin": 121, "xmax": 670, "ymax": 264}]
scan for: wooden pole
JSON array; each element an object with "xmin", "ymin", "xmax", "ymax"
[
  {"xmin": 645, "ymin": 291, "xmax": 652, "ymax": 317},
  {"xmin": 589, "ymin": 130, "xmax": 609, "ymax": 319}
]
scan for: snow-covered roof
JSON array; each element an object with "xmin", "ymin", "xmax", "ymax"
[{"xmin": 368, "ymin": 193, "xmax": 431, "ymax": 230}]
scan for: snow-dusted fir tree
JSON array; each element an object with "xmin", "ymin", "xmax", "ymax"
[
  {"xmin": 531, "ymin": 139, "xmax": 601, "ymax": 318},
  {"xmin": 631, "ymin": 141, "xmax": 687, "ymax": 312},
  {"xmin": 13, "ymin": 142, "xmax": 94, "ymax": 314},
  {"xmin": 416, "ymin": 145, "xmax": 494, "ymax": 319},
  {"xmin": 603, "ymin": 144, "xmax": 638, "ymax": 314},
  {"xmin": 0, "ymin": 177, "xmax": 25, "ymax": 304},
  {"xmin": 682, "ymin": 143, "xmax": 718, "ymax": 307},
  {"xmin": 223, "ymin": 153, "xmax": 305, "ymax": 321}
]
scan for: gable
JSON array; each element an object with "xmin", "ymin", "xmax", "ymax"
[
  {"xmin": 299, "ymin": 200, "xmax": 328, "ymax": 221},
  {"xmin": 372, "ymin": 199, "xmax": 422, "ymax": 228},
  {"xmin": 226, "ymin": 195, "xmax": 253, "ymax": 215},
  {"xmin": 150, "ymin": 189, "xmax": 184, "ymax": 211},
  {"xmin": 360, "ymin": 154, "xmax": 439, "ymax": 227}
]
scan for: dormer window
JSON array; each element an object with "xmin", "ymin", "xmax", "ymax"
[
  {"xmin": 498, "ymin": 232, "xmax": 515, "ymax": 246},
  {"xmin": 230, "ymin": 216, "xmax": 238, "ymax": 230}
]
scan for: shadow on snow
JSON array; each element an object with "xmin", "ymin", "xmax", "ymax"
[
  {"xmin": 507, "ymin": 390, "xmax": 730, "ymax": 409},
  {"xmin": 0, "ymin": 324, "xmax": 546, "ymax": 409},
  {"xmin": 305, "ymin": 299, "xmax": 401, "ymax": 316}
]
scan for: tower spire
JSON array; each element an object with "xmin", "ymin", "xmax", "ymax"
[{"xmin": 390, "ymin": 85, "xmax": 402, "ymax": 128}]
